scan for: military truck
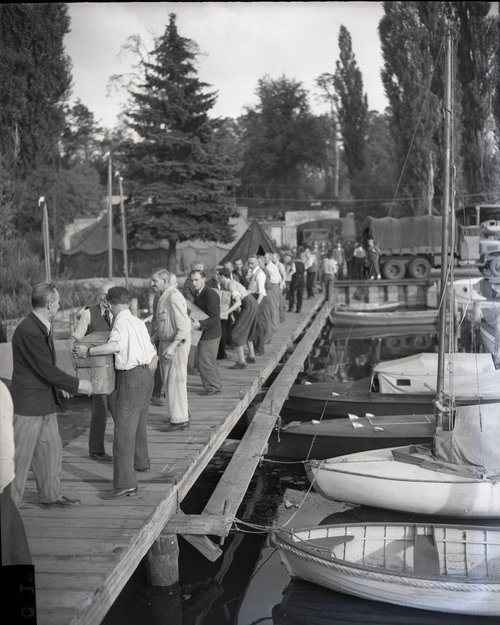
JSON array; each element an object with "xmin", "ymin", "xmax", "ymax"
[{"xmin": 363, "ymin": 204, "xmax": 500, "ymax": 280}]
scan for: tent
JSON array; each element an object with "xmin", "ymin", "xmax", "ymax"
[
  {"xmin": 59, "ymin": 215, "xmax": 236, "ymax": 278},
  {"xmin": 219, "ymin": 221, "xmax": 279, "ymax": 264}
]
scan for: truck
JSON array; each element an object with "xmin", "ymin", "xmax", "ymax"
[{"xmin": 363, "ymin": 204, "xmax": 500, "ymax": 280}]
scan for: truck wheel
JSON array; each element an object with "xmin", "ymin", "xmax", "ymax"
[
  {"xmin": 382, "ymin": 260, "xmax": 406, "ymax": 280},
  {"xmin": 487, "ymin": 257, "xmax": 500, "ymax": 277},
  {"xmin": 408, "ymin": 257, "xmax": 431, "ymax": 279}
]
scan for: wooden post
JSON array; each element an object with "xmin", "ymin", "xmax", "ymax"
[{"xmin": 145, "ymin": 533, "xmax": 179, "ymax": 586}]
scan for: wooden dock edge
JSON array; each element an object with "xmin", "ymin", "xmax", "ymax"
[{"xmin": 164, "ymin": 300, "xmax": 332, "ymax": 554}]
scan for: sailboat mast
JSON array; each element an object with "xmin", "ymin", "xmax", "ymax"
[{"xmin": 436, "ymin": 29, "xmax": 454, "ymax": 407}]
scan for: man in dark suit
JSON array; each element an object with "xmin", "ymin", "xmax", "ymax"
[
  {"xmin": 11, "ymin": 283, "xmax": 92, "ymax": 508},
  {"xmin": 190, "ymin": 270, "xmax": 222, "ymax": 395}
]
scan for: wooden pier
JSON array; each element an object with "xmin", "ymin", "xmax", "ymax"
[{"xmin": 18, "ymin": 295, "xmax": 329, "ymax": 625}]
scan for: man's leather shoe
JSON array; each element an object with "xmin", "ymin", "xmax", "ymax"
[
  {"xmin": 90, "ymin": 452, "xmax": 113, "ymax": 463},
  {"xmin": 42, "ymin": 496, "xmax": 81, "ymax": 508},
  {"xmin": 102, "ymin": 487, "xmax": 138, "ymax": 500},
  {"xmin": 135, "ymin": 466, "xmax": 150, "ymax": 472},
  {"xmin": 160, "ymin": 421, "xmax": 189, "ymax": 432},
  {"xmin": 204, "ymin": 389, "xmax": 221, "ymax": 395}
]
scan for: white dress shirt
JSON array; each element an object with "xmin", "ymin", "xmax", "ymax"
[{"xmin": 109, "ymin": 310, "xmax": 157, "ymax": 370}]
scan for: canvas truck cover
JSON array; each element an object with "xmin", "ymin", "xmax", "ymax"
[
  {"xmin": 364, "ymin": 215, "xmax": 445, "ymax": 255},
  {"xmin": 374, "ymin": 352, "xmax": 500, "ymax": 397}
]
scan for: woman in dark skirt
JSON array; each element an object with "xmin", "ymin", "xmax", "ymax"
[{"xmin": 218, "ymin": 271, "xmax": 258, "ymax": 369}]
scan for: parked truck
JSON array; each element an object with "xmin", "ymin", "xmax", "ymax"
[{"xmin": 363, "ymin": 204, "xmax": 500, "ymax": 280}]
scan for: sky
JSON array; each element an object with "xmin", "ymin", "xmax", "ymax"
[{"xmin": 65, "ymin": 2, "xmax": 388, "ymax": 129}]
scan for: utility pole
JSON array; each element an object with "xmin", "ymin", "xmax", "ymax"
[
  {"xmin": 116, "ymin": 171, "xmax": 129, "ymax": 287},
  {"xmin": 39, "ymin": 196, "xmax": 51, "ymax": 281},
  {"xmin": 106, "ymin": 152, "xmax": 113, "ymax": 279}
]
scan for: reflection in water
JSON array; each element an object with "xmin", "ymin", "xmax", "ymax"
[
  {"xmin": 272, "ymin": 579, "xmax": 499, "ymax": 625},
  {"xmin": 300, "ymin": 322, "xmax": 439, "ymax": 384}
]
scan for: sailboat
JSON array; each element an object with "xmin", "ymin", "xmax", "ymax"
[{"xmin": 306, "ymin": 31, "xmax": 500, "ymax": 518}]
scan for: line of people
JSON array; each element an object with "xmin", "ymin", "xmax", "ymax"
[{"xmin": 4, "ymin": 252, "xmax": 314, "ymax": 511}]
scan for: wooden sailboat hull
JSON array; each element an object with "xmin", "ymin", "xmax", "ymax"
[
  {"xmin": 329, "ymin": 309, "xmax": 439, "ymax": 327},
  {"xmin": 267, "ymin": 414, "xmax": 434, "ymax": 460},
  {"xmin": 271, "ymin": 523, "xmax": 500, "ymax": 615},
  {"xmin": 335, "ymin": 301, "xmax": 401, "ymax": 313},
  {"xmin": 283, "ymin": 381, "xmax": 433, "ymax": 420},
  {"xmin": 306, "ymin": 447, "xmax": 500, "ymax": 518}
]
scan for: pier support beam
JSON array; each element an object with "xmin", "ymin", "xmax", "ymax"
[{"xmin": 145, "ymin": 533, "xmax": 179, "ymax": 586}]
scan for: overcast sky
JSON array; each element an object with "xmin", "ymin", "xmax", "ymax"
[{"xmin": 65, "ymin": 2, "xmax": 387, "ymax": 129}]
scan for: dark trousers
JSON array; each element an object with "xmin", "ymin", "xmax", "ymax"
[
  {"xmin": 152, "ymin": 341, "xmax": 163, "ymax": 397},
  {"xmin": 288, "ymin": 279, "xmax": 304, "ymax": 312},
  {"xmin": 113, "ymin": 365, "xmax": 153, "ymax": 490},
  {"xmin": 306, "ymin": 271, "xmax": 316, "ymax": 297},
  {"xmin": 89, "ymin": 393, "xmax": 116, "ymax": 454},
  {"xmin": 197, "ymin": 337, "xmax": 222, "ymax": 392}
]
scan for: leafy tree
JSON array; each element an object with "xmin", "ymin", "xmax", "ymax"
[
  {"xmin": 315, "ymin": 72, "xmax": 341, "ymax": 199},
  {"xmin": 333, "ymin": 25, "xmax": 369, "ymax": 187},
  {"xmin": 453, "ymin": 2, "xmax": 498, "ymax": 201},
  {"xmin": 379, "ymin": 2, "xmax": 444, "ymax": 215},
  {"xmin": 0, "ymin": 3, "xmax": 72, "ymax": 229},
  {"xmin": 122, "ymin": 13, "xmax": 237, "ymax": 270},
  {"xmin": 238, "ymin": 75, "xmax": 326, "ymax": 208}
]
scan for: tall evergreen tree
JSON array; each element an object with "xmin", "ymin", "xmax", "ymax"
[
  {"xmin": 333, "ymin": 25, "xmax": 369, "ymax": 190},
  {"xmin": 123, "ymin": 13, "xmax": 237, "ymax": 270},
  {"xmin": 0, "ymin": 4, "xmax": 71, "ymax": 226},
  {"xmin": 238, "ymin": 75, "xmax": 326, "ymax": 208}
]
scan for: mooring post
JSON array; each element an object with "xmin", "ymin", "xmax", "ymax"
[{"xmin": 145, "ymin": 533, "xmax": 179, "ymax": 586}]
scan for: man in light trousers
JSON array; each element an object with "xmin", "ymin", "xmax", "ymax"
[{"xmin": 151, "ymin": 268, "xmax": 191, "ymax": 432}]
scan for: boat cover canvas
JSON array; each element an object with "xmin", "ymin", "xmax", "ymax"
[
  {"xmin": 434, "ymin": 402, "xmax": 500, "ymax": 477},
  {"xmin": 375, "ymin": 352, "xmax": 498, "ymax": 396}
]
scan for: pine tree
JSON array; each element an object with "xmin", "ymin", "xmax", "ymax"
[
  {"xmin": 333, "ymin": 25, "xmax": 369, "ymax": 189},
  {"xmin": 123, "ymin": 13, "xmax": 237, "ymax": 270}
]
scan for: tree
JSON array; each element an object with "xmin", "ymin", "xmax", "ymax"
[
  {"xmin": 333, "ymin": 25, "xmax": 369, "ymax": 187},
  {"xmin": 379, "ymin": 2, "xmax": 444, "ymax": 215},
  {"xmin": 122, "ymin": 13, "xmax": 237, "ymax": 270},
  {"xmin": 453, "ymin": 2, "xmax": 498, "ymax": 200},
  {"xmin": 61, "ymin": 99, "xmax": 103, "ymax": 167},
  {"xmin": 238, "ymin": 75, "xmax": 326, "ymax": 208},
  {"xmin": 315, "ymin": 73, "xmax": 341, "ymax": 199},
  {"xmin": 0, "ymin": 3, "xmax": 72, "ymax": 230}
]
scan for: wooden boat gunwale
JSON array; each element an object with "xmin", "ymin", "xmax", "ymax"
[{"xmin": 272, "ymin": 522, "xmax": 500, "ymax": 585}]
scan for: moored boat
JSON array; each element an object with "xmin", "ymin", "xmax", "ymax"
[
  {"xmin": 334, "ymin": 300, "xmax": 401, "ymax": 313},
  {"xmin": 306, "ymin": 401, "xmax": 500, "ymax": 517},
  {"xmin": 329, "ymin": 308, "xmax": 438, "ymax": 327},
  {"xmin": 283, "ymin": 352, "xmax": 500, "ymax": 420},
  {"xmin": 271, "ymin": 522, "xmax": 500, "ymax": 615},
  {"xmin": 267, "ymin": 413, "xmax": 434, "ymax": 460}
]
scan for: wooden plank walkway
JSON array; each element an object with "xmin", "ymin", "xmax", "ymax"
[{"xmin": 19, "ymin": 295, "xmax": 326, "ymax": 625}]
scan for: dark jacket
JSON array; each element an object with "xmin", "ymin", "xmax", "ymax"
[
  {"xmin": 194, "ymin": 286, "xmax": 222, "ymax": 341},
  {"xmin": 11, "ymin": 313, "xmax": 80, "ymax": 416},
  {"xmin": 86, "ymin": 304, "xmax": 112, "ymax": 334}
]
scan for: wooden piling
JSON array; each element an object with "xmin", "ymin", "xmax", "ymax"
[{"xmin": 145, "ymin": 533, "xmax": 179, "ymax": 587}]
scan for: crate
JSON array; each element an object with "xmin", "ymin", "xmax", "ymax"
[{"xmin": 73, "ymin": 331, "xmax": 115, "ymax": 395}]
